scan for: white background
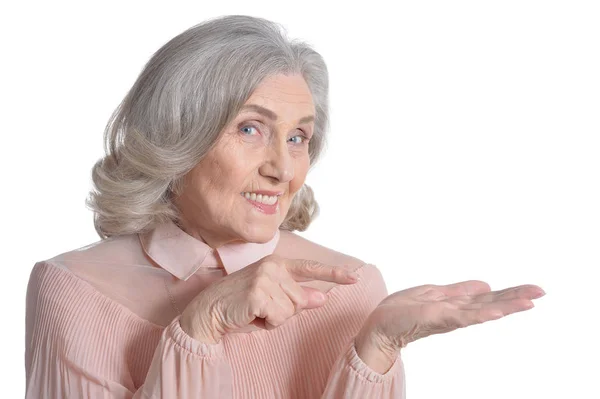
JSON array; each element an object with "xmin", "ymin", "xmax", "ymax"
[{"xmin": 2, "ymin": 1, "xmax": 598, "ymax": 397}]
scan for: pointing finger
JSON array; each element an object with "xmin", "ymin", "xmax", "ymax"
[{"xmin": 285, "ymin": 259, "xmax": 359, "ymax": 284}]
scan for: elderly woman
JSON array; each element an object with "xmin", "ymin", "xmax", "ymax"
[{"xmin": 25, "ymin": 15, "xmax": 544, "ymax": 398}]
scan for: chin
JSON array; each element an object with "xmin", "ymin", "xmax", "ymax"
[{"xmin": 238, "ymin": 222, "xmax": 279, "ymax": 244}]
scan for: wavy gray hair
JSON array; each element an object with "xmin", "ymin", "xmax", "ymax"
[{"xmin": 86, "ymin": 15, "xmax": 329, "ymax": 238}]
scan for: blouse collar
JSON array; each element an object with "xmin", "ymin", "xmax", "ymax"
[{"xmin": 138, "ymin": 220, "xmax": 280, "ymax": 281}]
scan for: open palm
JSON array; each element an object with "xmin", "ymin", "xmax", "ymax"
[{"xmin": 367, "ymin": 280, "xmax": 545, "ymax": 349}]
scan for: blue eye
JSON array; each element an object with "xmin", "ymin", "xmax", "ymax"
[
  {"xmin": 289, "ymin": 135, "xmax": 305, "ymax": 144},
  {"xmin": 240, "ymin": 125, "xmax": 259, "ymax": 135}
]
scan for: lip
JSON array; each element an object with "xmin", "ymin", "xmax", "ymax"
[{"xmin": 242, "ymin": 194, "xmax": 279, "ymax": 215}]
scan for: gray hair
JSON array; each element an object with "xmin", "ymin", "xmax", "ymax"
[{"xmin": 86, "ymin": 15, "xmax": 329, "ymax": 238}]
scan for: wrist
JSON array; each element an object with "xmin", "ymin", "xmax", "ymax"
[
  {"xmin": 180, "ymin": 308, "xmax": 223, "ymax": 344},
  {"xmin": 355, "ymin": 328, "xmax": 399, "ymax": 374}
]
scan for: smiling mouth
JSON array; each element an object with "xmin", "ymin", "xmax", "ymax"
[
  {"xmin": 240, "ymin": 191, "xmax": 281, "ymax": 215},
  {"xmin": 240, "ymin": 191, "xmax": 281, "ymax": 205}
]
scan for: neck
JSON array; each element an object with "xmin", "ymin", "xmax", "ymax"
[{"xmin": 175, "ymin": 217, "xmax": 242, "ymax": 249}]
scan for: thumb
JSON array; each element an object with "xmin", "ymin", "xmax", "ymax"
[
  {"xmin": 302, "ymin": 287, "xmax": 328, "ymax": 309},
  {"xmin": 251, "ymin": 287, "xmax": 327, "ymax": 330}
]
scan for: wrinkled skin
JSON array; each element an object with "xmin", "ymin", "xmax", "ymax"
[
  {"xmin": 355, "ymin": 280, "xmax": 545, "ymax": 372},
  {"xmin": 180, "ymin": 255, "xmax": 359, "ymax": 342}
]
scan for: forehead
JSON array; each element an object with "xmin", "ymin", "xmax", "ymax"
[{"xmin": 244, "ymin": 74, "xmax": 315, "ymax": 117}]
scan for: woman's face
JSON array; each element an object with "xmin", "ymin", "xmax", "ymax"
[{"xmin": 175, "ymin": 73, "xmax": 315, "ymax": 247}]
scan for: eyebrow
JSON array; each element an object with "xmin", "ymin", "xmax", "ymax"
[{"xmin": 240, "ymin": 104, "xmax": 315, "ymax": 124}]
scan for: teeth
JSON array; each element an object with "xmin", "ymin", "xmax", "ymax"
[
  {"xmin": 265, "ymin": 196, "xmax": 277, "ymax": 205},
  {"xmin": 241, "ymin": 192, "xmax": 279, "ymax": 205}
]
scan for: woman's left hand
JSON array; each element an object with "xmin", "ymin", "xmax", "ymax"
[{"xmin": 354, "ymin": 280, "xmax": 546, "ymax": 373}]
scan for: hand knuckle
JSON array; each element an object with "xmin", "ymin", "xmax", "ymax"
[
  {"xmin": 303, "ymin": 260, "xmax": 322, "ymax": 273},
  {"xmin": 331, "ymin": 267, "xmax": 346, "ymax": 279},
  {"xmin": 255, "ymin": 276, "xmax": 273, "ymax": 291},
  {"xmin": 283, "ymin": 302, "xmax": 296, "ymax": 317},
  {"xmin": 445, "ymin": 299, "xmax": 462, "ymax": 309},
  {"xmin": 247, "ymin": 290, "xmax": 263, "ymax": 308}
]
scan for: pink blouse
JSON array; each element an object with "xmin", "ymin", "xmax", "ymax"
[{"xmin": 25, "ymin": 221, "xmax": 405, "ymax": 398}]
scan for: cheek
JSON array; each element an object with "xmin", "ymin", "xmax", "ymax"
[
  {"xmin": 195, "ymin": 141, "xmax": 254, "ymax": 193},
  {"xmin": 186, "ymin": 164, "xmax": 219, "ymax": 204},
  {"xmin": 289, "ymin": 155, "xmax": 310, "ymax": 195},
  {"xmin": 186, "ymin": 155, "xmax": 230, "ymax": 203},
  {"xmin": 219, "ymin": 153, "xmax": 261, "ymax": 193}
]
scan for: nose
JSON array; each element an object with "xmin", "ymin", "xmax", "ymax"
[{"xmin": 259, "ymin": 140, "xmax": 294, "ymax": 183}]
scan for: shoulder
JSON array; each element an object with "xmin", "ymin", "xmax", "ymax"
[
  {"xmin": 32, "ymin": 234, "xmax": 148, "ymax": 289},
  {"xmin": 26, "ymin": 261, "xmax": 100, "ymax": 343},
  {"xmin": 26, "ymin": 254, "xmax": 155, "ymax": 347},
  {"xmin": 26, "ymin": 234, "xmax": 150, "ymax": 329},
  {"xmin": 275, "ymin": 230, "xmax": 367, "ymax": 273},
  {"xmin": 46, "ymin": 233, "xmax": 145, "ymax": 270},
  {"xmin": 274, "ymin": 230, "xmax": 388, "ymax": 299}
]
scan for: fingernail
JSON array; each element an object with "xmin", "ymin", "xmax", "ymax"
[
  {"xmin": 347, "ymin": 272, "xmax": 360, "ymax": 281},
  {"xmin": 533, "ymin": 290, "xmax": 546, "ymax": 299}
]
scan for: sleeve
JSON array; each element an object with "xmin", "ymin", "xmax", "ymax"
[
  {"xmin": 129, "ymin": 316, "xmax": 232, "ymax": 398},
  {"xmin": 320, "ymin": 342, "xmax": 405, "ymax": 398},
  {"xmin": 320, "ymin": 264, "xmax": 406, "ymax": 398},
  {"xmin": 25, "ymin": 261, "xmax": 233, "ymax": 399}
]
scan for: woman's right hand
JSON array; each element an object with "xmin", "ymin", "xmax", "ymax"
[{"xmin": 179, "ymin": 254, "xmax": 360, "ymax": 343}]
